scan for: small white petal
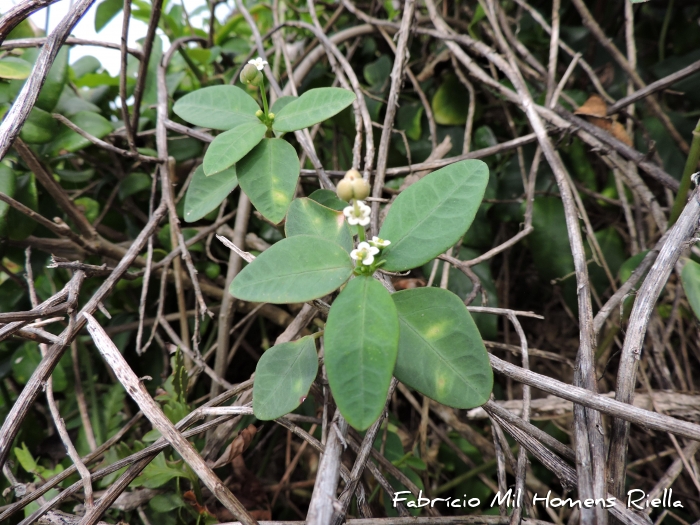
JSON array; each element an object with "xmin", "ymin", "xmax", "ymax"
[
  {"xmin": 362, "ymin": 254, "xmax": 375, "ymax": 265},
  {"xmin": 350, "ymin": 249, "xmax": 360, "ymax": 260},
  {"xmin": 347, "ymin": 216, "xmax": 360, "ymax": 225},
  {"xmin": 357, "ymin": 242, "xmax": 371, "ymax": 250},
  {"xmin": 358, "ymin": 216, "xmax": 370, "ymax": 226},
  {"xmin": 369, "ymin": 246, "xmax": 380, "ymax": 255},
  {"xmin": 343, "ymin": 206, "xmax": 354, "ymax": 218}
]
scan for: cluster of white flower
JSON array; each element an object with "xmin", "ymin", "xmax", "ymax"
[
  {"xmin": 249, "ymin": 57, "xmax": 268, "ymax": 71},
  {"xmin": 350, "ymin": 237, "xmax": 391, "ymax": 266},
  {"xmin": 343, "ymin": 200, "xmax": 371, "ymax": 226}
]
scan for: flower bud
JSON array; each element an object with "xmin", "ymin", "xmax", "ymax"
[
  {"xmin": 351, "ymin": 177, "xmax": 370, "ymax": 200},
  {"xmin": 240, "ymin": 63, "xmax": 263, "ymax": 87},
  {"xmin": 268, "ymin": 112, "xmax": 275, "ymax": 120},
  {"xmin": 255, "ymin": 109, "xmax": 264, "ymax": 118},
  {"xmin": 336, "ymin": 178, "xmax": 354, "ymax": 202}
]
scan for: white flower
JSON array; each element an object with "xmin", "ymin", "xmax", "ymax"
[
  {"xmin": 248, "ymin": 57, "xmax": 268, "ymax": 71},
  {"xmin": 350, "ymin": 242, "xmax": 380, "ymax": 266},
  {"xmin": 343, "ymin": 200, "xmax": 371, "ymax": 226},
  {"xmin": 369, "ymin": 236, "xmax": 390, "ymax": 248}
]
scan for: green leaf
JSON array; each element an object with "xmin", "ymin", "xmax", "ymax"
[
  {"xmin": 6, "ymin": 173, "xmax": 38, "ymax": 240},
  {"xmin": 173, "ymin": 85, "xmax": 260, "ymax": 130},
  {"xmin": 392, "ymin": 287, "xmax": 493, "ymax": 408},
  {"xmin": 285, "ymin": 198, "xmax": 353, "ymax": 252},
  {"xmin": 237, "ymin": 138, "xmax": 300, "ymax": 224},
  {"xmin": 36, "ymin": 47, "xmax": 68, "ymax": 112},
  {"xmin": 431, "ymin": 75, "xmax": 470, "ymax": 125},
  {"xmin": 184, "ymin": 164, "xmax": 238, "ymax": 222},
  {"xmin": 49, "ymin": 111, "xmax": 113, "ymax": 155},
  {"xmin": 20, "ymin": 107, "xmax": 59, "ymax": 144},
  {"xmin": 253, "ymin": 336, "xmax": 318, "ymax": 420},
  {"xmin": 14, "ymin": 443, "xmax": 39, "ymax": 474},
  {"xmin": 682, "ymin": 260, "xmax": 700, "ymax": 321},
  {"xmin": 271, "ymin": 95, "xmax": 297, "ymax": 114},
  {"xmin": 379, "ymin": 160, "xmax": 489, "ymax": 271},
  {"xmin": 202, "ymin": 120, "xmax": 266, "ymax": 176},
  {"xmin": 135, "ymin": 452, "xmax": 189, "ymax": 488},
  {"xmin": 95, "ymin": 0, "xmax": 123, "ymax": 32},
  {"xmin": 230, "ymin": 235, "xmax": 353, "ymax": 303},
  {"xmin": 272, "ymin": 87, "xmax": 356, "ymax": 133},
  {"xmin": 0, "ymin": 57, "xmax": 32, "ymax": 80},
  {"xmin": 308, "ymin": 189, "xmax": 348, "ymax": 211},
  {"xmin": 0, "ymin": 165, "xmax": 16, "ymax": 237},
  {"xmin": 325, "ymin": 276, "xmax": 399, "ymax": 430},
  {"xmin": 119, "ymin": 172, "xmax": 152, "ymax": 201}
]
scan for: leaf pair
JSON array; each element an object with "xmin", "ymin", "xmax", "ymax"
[{"xmin": 174, "ymin": 85, "xmax": 355, "ymax": 223}]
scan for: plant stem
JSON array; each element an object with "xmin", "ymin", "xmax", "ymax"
[
  {"xmin": 259, "ymin": 82, "xmax": 269, "ymax": 116},
  {"xmin": 669, "ymin": 117, "xmax": 700, "ymax": 225}
]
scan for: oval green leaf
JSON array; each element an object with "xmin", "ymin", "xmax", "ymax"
[
  {"xmin": 230, "ymin": 235, "xmax": 353, "ymax": 303},
  {"xmin": 237, "ymin": 138, "xmax": 300, "ymax": 224},
  {"xmin": 285, "ymin": 198, "xmax": 353, "ymax": 252},
  {"xmin": 682, "ymin": 260, "xmax": 700, "ymax": 321},
  {"xmin": 325, "ymin": 276, "xmax": 399, "ymax": 430},
  {"xmin": 184, "ymin": 164, "xmax": 238, "ymax": 223},
  {"xmin": 378, "ymin": 160, "xmax": 489, "ymax": 271},
  {"xmin": 48, "ymin": 111, "xmax": 113, "ymax": 155},
  {"xmin": 173, "ymin": 85, "xmax": 261, "ymax": 130},
  {"xmin": 0, "ymin": 57, "xmax": 32, "ymax": 80},
  {"xmin": 202, "ymin": 120, "xmax": 267, "ymax": 176},
  {"xmin": 253, "ymin": 336, "xmax": 318, "ymax": 420},
  {"xmin": 392, "ymin": 287, "xmax": 493, "ymax": 408},
  {"xmin": 272, "ymin": 87, "xmax": 356, "ymax": 133},
  {"xmin": 20, "ymin": 107, "xmax": 59, "ymax": 144},
  {"xmin": 308, "ymin": 189, "xmax": 348, "ymax": 212}
]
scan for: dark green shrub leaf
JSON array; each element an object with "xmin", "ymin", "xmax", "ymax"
[
  {"xmin": 7, "ymin": 173, "xmax": 37, "ymax": 240},
  {"xmin": 230, "ymin": 235, "xmax": 353, "ymax": 303},
  {"xmin": 682, "ymin": 260, "xmax": 700, "ymax": 321},
  {"xmin": 272, "ymin": 87, "xmax": 356, "ymax": 132},
  {"xmin": 431, "ymin": 75, "xmax": 470, "ymax": 125},
  {"xmin": 237, "ymin": 138, "xmax": 300, "ymax": 223},
  {"xmin": 173, "ymin": 85, "xmax": 260, "ymax": 130},
  {"xmin": 49, "ymin": 111, "xmax": 113, "ymax": 155},
  {"xmin": 253, "ymin": 336, "xmax": 318, "ymax": 420},
  {"xmin": 203, "ymin": 120, "xmax": 266, "ymax": 176},
  {"xmin": 20, "ymin": 107, "xmax": 59, "ymax": 144},
  {"xmin": 379, "ymin": 160, "xmax": 489, "ymax": 271},
  {"xmin": 184, "ymin": 165, "xmax": 238, "ymax": 222},
  {"xmin": 325, "ymin": 276, "xmax": 399, "ymax": 430},
  {"xmin": 392, "ymin": 287, "xmax": 492, "ymax": 408},
  {"xmin": 0, "ymin": 165, "xmax": 16, "ymax": 237},
  {"xmin": 95, "ymin": 0, "xmax": 123, "ymax": 32},
  {"xmin": 285, "ymin": 198, "xmax": 353, "ymax": 252}
]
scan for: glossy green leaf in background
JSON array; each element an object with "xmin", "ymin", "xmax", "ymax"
[
  {"xmin": 20, "ymin": 107, "xmax": 59, "ymax": 144},
  {"xmin": 237, "ymin": 138, "xmax": 300, "ymax": 224},
  {"xmin": 6, "ymin": 173, "xmax": 37, "ymax": 240},
  {"xmin": 0, "ymin": 165, "xmax": 16, "ymax": 237},
  {"xmin": 0, "ymin": 57, "xmax": 32, "ymax": 80},
  {"xmin": 392, "ymin": 287, "xmax": 492, "ymax": 408},
  {"xmin": 95, "ymin": 0, "xmax": 123, "ymax": 32},
  {"xmin": 14, "ymin": 47, "xmax": 68, "ymax": 112},
  {"xmin": 379, "ymin": 160, "xmax": 489, "ymax": 271},
  {"xmin": 49, "ymin": 111, "xmax": 113, "ymax": 155},
  {"xmin": 230, "ymin": 235, "xmax": 353, "ymax": 303},
  {"xmin": 324, "ymin": 276, "xmax": 399, "ymax": 430},
  {"xmin": 272, "ymin": 87, "xmax": 356, "ymax": 132},
  {"xmin": 184, "ymin": 165, "xmax": 238, "ymax": 222},
  {"xmin": 253, "ymin": 336, "xmax": 318, "ymax": 420},
  {"xmin": 173, "ymin": 85, "xmax": 260, "ymax": 130},
  {"xmin": 202, "ymin": 120, "xmax": 266, "ymax": 175},
  {"xmin": 285, "ymin": 198, "xmax": 353, "ymax": 252},
  {"xmin": 681, "ymin": 259, "xmax": 700, "ymax": 321},
  {"xmin": 431, "ymin": 75, "xmax": 470, "ymax": 125}
]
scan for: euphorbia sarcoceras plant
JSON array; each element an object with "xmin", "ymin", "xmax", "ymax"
[
  {"xmin": 229, "ymin": 160, "xmax": 494, "ymax": 430},
  {"xmin": 173, "ymin": 57, "xmax": 356, "ymax": 224}
]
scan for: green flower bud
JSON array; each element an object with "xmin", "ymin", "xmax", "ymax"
[
  {"xmin": 268, "ymin": 112, "xmax": 275, "ymax": 120},
  {"xmin": 240, "ymin": 63, "xmax": 263, "ymax": 87},
  {"xmin": 336, "ymin": 179, "xmax": 354, "ymax": 202},
  {"xmin": 255, "ymin": 109, "xmax": 264, "ymax": 118}
]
